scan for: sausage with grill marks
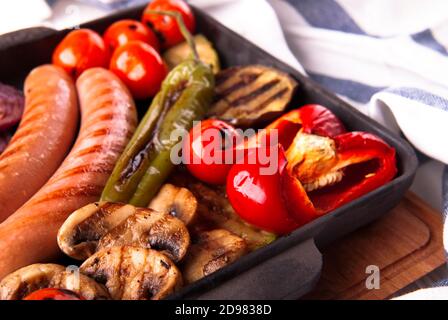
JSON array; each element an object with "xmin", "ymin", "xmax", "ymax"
[
  {"xmin": 0, "ymin": 68, "xmax": 137, "ymax": 280},
  {"xmin": 0, "ymin": 65, "xmax": 78, "ymax": 222}
]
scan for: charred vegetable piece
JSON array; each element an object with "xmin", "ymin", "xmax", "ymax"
[
  {"xmin": 0, "ymin": 83, "xmax": 24, "ymax": 131},
  {"xmin": 171, "ymin": 170, "xmax": 276, "ymax": 251},
  {"xmin": 97, "ymin": 207, "xmax": 190, "ymax": 263},
  {"xmin": 182, "ymin": 229, "xmax": 247, "ymax": 284},
  {"xmin": 0, "ymin": 264, "xmax": 109, "ymax": 300},
  {"xmin": 57, "ymin": 202, "xmax": 138, "ymax": 260},
  {"xmin": 101, "ymin": 11, "xmax": 215, "ymax": 207},
  {"xmin": 148, "ymin": 183, "xmax": 198, "ymax": 226},
  {"xmin": 80, "ymin": 246, "xmax": 182, "ymax": 300},
  {"xmin": 208, "ymin": 65, "xmax": 297, "ymax": 127},
  {"xmin": 163, "ymin": 34, "xmax": 220, "ymax": 74}
]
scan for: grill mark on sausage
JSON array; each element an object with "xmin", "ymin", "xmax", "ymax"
[
  {"xmin": 8, "ymin": 126, "xmax": 40, "ymax": 144},
  {"xmin": 84, "ymin": 95, "xmax": 125, "ymax": 116},
  {"xmin": 24, "ymin": 97, "xmax": 52, "ymax": 111},
  {"xmin": 84, "ymin": 113, "xmax": 137, "ymax": 129},
  {"xmin": 71, "ymin": 144, "xmax": 123, "ymax": 159},
  {"xmin": 228, "ymin": 79, "xmax": 280, "ymax": 107},
  {"xmin": 30, "ymin": 184, "xmax": 104, "ymax": 205},
  {"xmin": 84, "ymin": 101, "xmax": 110, "ymax": 116},
  {"xmin": 51, "ymin": 163, "xmax": 113, "ymax": 183},
  {"xmin": 81, "ymin": 128, "xmax": 134, "ymax": 141},
  {"xmin": 82, "ymin": 128, "xmax": 110, "ymax": 139},
  {"xmin": 0, "ymin": 144, "xmax": 24, "ymax": 160},
  {"xmin": 19, "ymin": 112, "xmax": 45, "ymax": 128}
]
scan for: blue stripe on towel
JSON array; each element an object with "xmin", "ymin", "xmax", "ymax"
[
  {"xmin": 385, "ymin": 87, "xmax": 448, "ymax": 112},
  {"xmin": 286, "ymin": 0, "xmax": 366, "ymax": 35},
  {"xmin": 308, "ymin": 72, "xmax": 385, "ymax": 103},
  {"xmin": 411, "ymin": 29, "xmax": 448, "ymax": 56}
]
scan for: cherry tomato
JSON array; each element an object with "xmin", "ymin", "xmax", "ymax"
[
  {"xmin": 142, "ymin": 0, "xmax": 195, "ymax": 48},
  {"xmin": 226, "ymin": 146, "xmax": 300, "ymax": 234},
  {"xmin": 109, "ymin": 40, "xmax": 167, "ymax": 99},
  {"xmin": 52, "ymin": 29, "xmax": 109, "ymax": 79},
  {"xmin": 103, "ymin": 19, "xmax": 160, "ymax": 54},
  {"xmin": 184, "ymin": 119, "xmax": 241, "ymax": 185},
  {"xmin": 23, "ymin": 288, "xmax": 84, "ymax": 300}
]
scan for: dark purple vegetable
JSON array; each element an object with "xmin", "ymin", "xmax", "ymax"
[{"xmin": 0, "ymin": 83, "xmax": 24, "ymax": 131}]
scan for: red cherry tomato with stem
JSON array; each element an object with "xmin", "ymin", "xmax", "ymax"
[
  {"xmin": 109, "ymin": 40, "xmax": 167, "ymax": 99},
  {"xmin": 142, "ymin": 0, "xmax": 195, "ymax": 48},
  {"xmin": 103, "ymin": 19, "xmax": 160, "ymax": 54},
  {"xmin": 23, "ymin": 288, "xmax": 84, "ymax": 300},
  {"xmin": 184, "ymin": 119, "xmax": 242, "ymax": 185},
  {"xmin": 52, "ymin": 29, "xmax": 109, "ymax": 79}
]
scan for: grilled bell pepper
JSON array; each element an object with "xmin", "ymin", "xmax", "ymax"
[
  {"xmin": 227, "ymin": 104, "xmax": 397, "ymax": 234},
  {"xmin": 244, "ymin": 104, "xmax": 346, "ymax": 150},
  {"xmin": 101, "ymin": 11, "xmax": 215, "ymax": 206}
]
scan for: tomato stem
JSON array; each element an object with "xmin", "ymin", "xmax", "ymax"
[{"xmin": 145, "ymin": 10, "xmax": 199, "ymax": 60}]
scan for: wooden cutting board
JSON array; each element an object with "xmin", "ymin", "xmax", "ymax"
[{"xmin": 304, "ymin": 192, "xmax": 445, "ymax": 300}]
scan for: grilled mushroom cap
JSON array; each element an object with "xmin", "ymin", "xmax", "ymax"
[
  {"xmin": 182, "ymin": 229, "xmax": 248, "ymax": 284},
  {"xmin": 57, "ymin": 202, "xmax": 138, "ymax": 260},
  {"xmin": 208, "ymin": 65, "xmax": 297, "ymax": 127},
  {"xmin": 80, "ymin": 246, "xmax": 182, "ymax": 300},
  {"xmin": 148, "ymin": 184, "xmax": 198, "ymax": 226},
  {"xmin": 97, "ymin": 207, "xmax": 190, "ymax": 263},
  {"xmin": 0, "ymin": 264, "xmax": 109, "ymax": 300}
]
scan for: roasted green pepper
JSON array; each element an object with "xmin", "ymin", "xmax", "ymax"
[{"xmin": 101, "ymin": 11, "xmax": 215, "ymax": 207}]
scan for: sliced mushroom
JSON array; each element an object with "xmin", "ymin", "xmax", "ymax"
[
  {"xmin": 148, "ymin": 183, "xmax": 198, "ymax": 226},
  {"xmin": 49, "ymin": 270, "xmax": 110, "ymax": 300},
  {"xmin": 57, "ymin": 202, "xmax": 139, "ymax": 260},
  {"xmin": 97, "ymin": 207, "xmax": 190, "ymax": 263},
  {"xmin": 0, "ymin": 264, "xmax": 64, "ymax": 300},
  {"xmin": 182, "ymin": 229, "xmax": 248, "ymax": 284},
  {"xmin": 208, "ymin": 65, "xmax": 297, "ymax": 127},
  {"xmin": 0, "ymin": 264, "xmax": 109, "ymax": 300},
  {"xmin": 80, "ymin": 246, "xmax": 182, "ymax": 300}
]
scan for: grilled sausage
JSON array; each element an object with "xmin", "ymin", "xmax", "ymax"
[
  {"xmin": 0, "ymin": 65, "xmax": 78, "ymax": 221},
  {"xmin": 0, "ymin": 68, "xmax": 137, "ymax": 280}
]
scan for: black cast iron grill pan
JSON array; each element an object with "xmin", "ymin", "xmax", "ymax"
[{"xmin": 0, "ymin": 4, "xmax": 418, "ymax": 300}]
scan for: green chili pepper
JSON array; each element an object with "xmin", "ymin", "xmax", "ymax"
[{"xmin": 101, "ymin": 11, "xmax": 215, "ymax": 206}]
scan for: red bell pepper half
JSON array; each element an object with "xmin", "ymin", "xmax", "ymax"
[
  {"xmin": 282, "ymin": 131, "xmax": 397, "ymax": 226},
  {"xmin": 244, "ymin": 104, "xmax": 346, "ymax": 150},
  {"xmin": 226, "ymin": 105, "xmax": 397, "ymax": 234}
]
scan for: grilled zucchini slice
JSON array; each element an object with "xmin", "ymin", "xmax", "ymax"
[{"xmin": 208, "ymin": 65, "xmax": 297, "ymax": 127}]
